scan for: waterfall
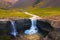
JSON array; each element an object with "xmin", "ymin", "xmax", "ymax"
[
  {"xmin": 24, "ymin": 17, "xmax": 38, "ymax": 35},
  {"xmin": 10, "ymin": 21, "xmax": 18, "ymax": 37}
]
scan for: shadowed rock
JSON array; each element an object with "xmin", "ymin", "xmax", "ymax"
[
  {"xmin": 0, "ymin": 21, "xmax": 9, "ymax": 35},
  {"xmin": 0, "ymin": 19, "xmax": 60, "ymax": 40},
  {"xmin": 15, "ymin": 19, "xmax": 31, "ymax": 34},
  {"xmin": 37, "ymin": 20, "xmax": 53, "ymax": 37}
]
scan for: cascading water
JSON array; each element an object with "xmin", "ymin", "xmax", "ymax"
[
  {"xmin": 24, "ymin": 17, "xmax": 38, "ymax": 35},
  {"xmin": 10, "ymin": 21, "xmax": 18, "ymax": 37}
]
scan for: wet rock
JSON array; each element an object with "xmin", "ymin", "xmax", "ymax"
[
  {"xmin": 0, "ymin": 21, "xmax": 11, "ymax": 40},
  {"xmin": 15, "ymin": 19, "xmax": 31, "ymax": 34},
  {"xmin": 0, "ymin": 18, "xmax": 60, "ymax": 40},
  {"xmin": 37, "ymin": 20, "xmax": 53, "ymax": 37},
  {"xmin": 0, "ymin": 21, "xmax": 9, "ymax": 35},
  {"xmin": 39, "ymin": 18, "xmax": 60, "ymax": 40}
]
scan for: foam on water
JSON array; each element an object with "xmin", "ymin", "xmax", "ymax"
[{"xmin": 24, "ymin": 17, "xmax": 38, "ymax": 35}]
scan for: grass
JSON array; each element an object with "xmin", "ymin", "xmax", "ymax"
[
  {"xmin": 0, "ymin": 7, "xmax": 60, "ymax": 19},
  {"xmin": 0, "ymin": 9, "xmax": 31, "ymax": 18},
  {"xmin": 0, "ymin": 7, "xmax": 60, "ymax": 18},
  {"xmin": 25, "ymin": 7, "xmax": 60, "ymax": 18}
]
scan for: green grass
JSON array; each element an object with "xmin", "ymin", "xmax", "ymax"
[
  {"xmin": 0, "ymin": 9, "xmax": 31, "ymax": 18},
  {"xmin": 25, "ymin": 7, "xmax": 60, "ymax": 17},
  {"xmin": 0, "ymin": 7, "xmax": 60, "ymax": 19}
]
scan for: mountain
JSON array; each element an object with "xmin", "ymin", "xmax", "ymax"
[
  {"xmin": 0, "ymin": 0, "xmax": 60, "ymax": 8},
  {"xmin": 37, "ymin": 0, "xmax": 60, "ymax": 8},
  {"xmin": 0, "ymin": 0, "xmax": 18, "ymax": 8}
]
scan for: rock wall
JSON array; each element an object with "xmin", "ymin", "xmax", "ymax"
[
  {"xmin": 0, "ymin": 19, "xmax": 60, "ymax": 40},
  {"xmin": 0, "ymin": 21, "xmax": 9, "ymax": 35},
  {"xmin": 15, "ymin": 19, "xmax": 31, "ymax": 33}
]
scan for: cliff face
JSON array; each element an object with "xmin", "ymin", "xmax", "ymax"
[
  {"xmin": 0, "ymin": 0, "xmax": 60, "ymax": 8},
  {"xmin": 0, "ymin": 19, "xmax": 60, "ymax": 40}
]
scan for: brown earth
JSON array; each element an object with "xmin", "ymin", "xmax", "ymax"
[{"xmin": 44, "ymin": 16, "xmax": 60, "ymax": 28}]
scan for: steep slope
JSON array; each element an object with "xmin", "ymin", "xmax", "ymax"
[
  {"xmin": 35, "ymin": 0, "xmax": 60, "ymax": 8},
  {"xmin": 0, "ymin": 0, "xmax": 60, "ymax": 8},
  {"xmin": 0, "ymin": 0, "xmax": 35, "ymax": 8},
  {"xmin": 0, "ymin": 0, "xmax": 19, "ymax": 9}
]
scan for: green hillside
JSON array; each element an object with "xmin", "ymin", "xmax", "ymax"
[
  {"xmin": 0, "ymin": 7, "xmax": 60, "ymax": 19},
  {"xmin": 25, "ymin": 7, "xmax": 60, "ymax": 18},
  {"xmin": 0, "ymin": 9, "xmax": 31, "ymax": 19}
]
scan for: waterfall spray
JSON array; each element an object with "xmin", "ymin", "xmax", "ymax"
[
  {"xmin": 24, "ymin": 16, "xmax": 38, "ymax": 35},
  {"xmin": 10, "ymin": 21, "xmax": 18, "ymax": 37}
]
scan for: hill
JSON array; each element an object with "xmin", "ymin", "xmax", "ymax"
[{"xmin": 0, "ymin": 0, "xmax": 60, "ymax": 8}]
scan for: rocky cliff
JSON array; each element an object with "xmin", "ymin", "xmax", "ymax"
[{"xmin": 0, "ymin": 18, "xmax": 60, "ymax": 40}]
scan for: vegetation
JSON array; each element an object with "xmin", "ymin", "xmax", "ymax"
[
  {"xmin": 25, "ymin": 7, "xmax": 60, "ymax": 18},
  {"xmin": 0, "ymin": 6, "xmax": 60, "ymax": 40},
  {"xmin": 0, "ymin": 9, "xmax": 31, "ymax": 19},
  {"xmin": 0, "ymin": 7, "xmax": 60, "ymax": 19}
]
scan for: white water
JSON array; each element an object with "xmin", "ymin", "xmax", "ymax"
[
  {"xmin": 10, "ymin": 21, "xmax": 17, "ymax": 37},
  {"xmin": 24, "ymin": 17, "xmax": 38, "ymax": 35}
]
